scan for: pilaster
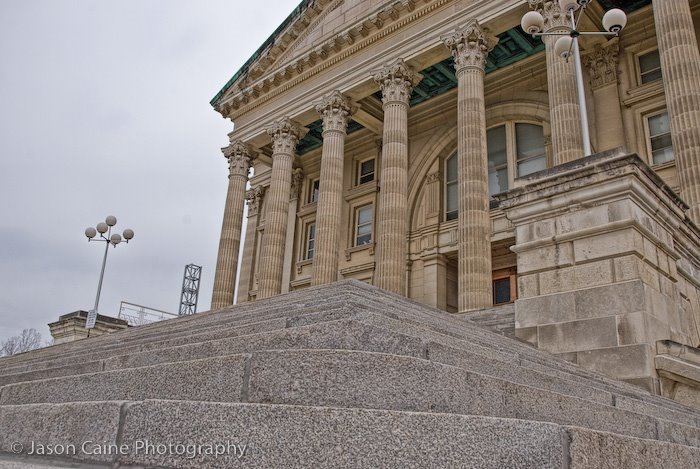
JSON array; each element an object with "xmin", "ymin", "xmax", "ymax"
[
  {"xmin": 211, "ymin": 141, "xmax": 253, "ymax": 309},
  {"xmin": 443, "ymin": 19, "xmax": 496, "ymax": 311},
  {"xmin": 282, "ymin": 168, "xmax": 304, "ymax": 293},
  {"xmin": 237, "ymin": 186, "xmax": 265, "ymax": 303}
]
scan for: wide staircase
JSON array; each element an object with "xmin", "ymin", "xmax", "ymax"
[{"xmin": 0, "ymin": 280, "xmax": 699, "ymax": 468}]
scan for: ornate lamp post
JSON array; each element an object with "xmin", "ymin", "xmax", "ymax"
[
  {"xmin": 84, "ymin": 215, "xmax": 134, "ymax": 332},
  {"xmin": 521, "ymin": 0, "xmax": 627, "ymax": 156}
]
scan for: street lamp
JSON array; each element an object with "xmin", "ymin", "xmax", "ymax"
[
  {"xmin": 84, "ymin": 215, "xmax": 134, "ymax": 332},
  {"xmin": 521, "ymin": 0, "xmax": 627, "ymax": 156}
]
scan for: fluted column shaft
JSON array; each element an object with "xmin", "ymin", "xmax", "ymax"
[
  {"xmin": 312, "ymin": 91, "xmax": 352, "ymax": 285},
  {"xmin": 373, "ymin": 60, "xmax": 416, "ymax": 295},
  {"xmin": 653, "ymin": 0, "xmax": 700, "ymax": 222},
  {"xmin": 444, "ymin": 20, "xmax": 496, "ymax": 311},
  {"xmin": 211, "ymin": 142, "xmax": 252, "ymax": 309},
  {"xmin": 530, "ymin": 0, "xmax": 584, "ymax": 165},
  {"xmin": 257, "ymin": 118, "xmax": 303, "ymax": 299}
]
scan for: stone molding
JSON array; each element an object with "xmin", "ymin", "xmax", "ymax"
[
  {"xmin": 315, "ymin": 90, "xmax": 354, "ymax": 134},
  {"xmin": 582, "ymin": 40, "xmax": 620, "ymax": 89},
  {"xmin": 223, "ymin": 140, "xmax": 253, "ymax": 178},
  {"xmin": 441, "ymin": 19, "xmax": 498, "ymax": 73},
  {"xmin": 245, "ymin": 186, "xmax": 266, "ymax": 217},
  {"xmin": 528, "ymin": 0, "xmax": 570, "ymax": 31},
  {"xmin": 372, "ymin": 59, "xmax": 419, "ymax": 106},
  {"xmin": 266, "ymin": 117, "xmax": 304, "ymax": 155}
]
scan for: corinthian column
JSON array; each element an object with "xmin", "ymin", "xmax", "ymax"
[
  {"xmin": 653, "ymin": 0, "xmax": 700, "ymax": 222},
  {"xmin": 211, "ymin": 141, "xmax": 252, "ymax": 309},
  {"xmin": 529, "ymin": 0, "xmax": 584, "ymax": 165},
  {"xmin": 257, "ymin": 118, "xmax": 303, "ymax": 299},
  {"xmin": 443, "ymin": 19, "xmax": 497, "ymax": 311},
  {"xmin": 312, "ymin": 91, "xmax": 352, "ymax": 285},
  {"xmin": 372, "ymin": 59, "xmax": 418, "ymax": 295}
]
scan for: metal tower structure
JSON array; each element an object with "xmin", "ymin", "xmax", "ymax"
[{"xmin": 179, "ymin": 264, "xmax": 202, "ymax": 316}]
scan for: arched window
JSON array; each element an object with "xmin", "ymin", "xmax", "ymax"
[{"xmin": 487, "ymin": 122, "xmax": 546, "ymax": 196}]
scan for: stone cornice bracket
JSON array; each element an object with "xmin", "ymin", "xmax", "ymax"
[
  {"xmin": 582, "ymin": 38, "xmax": 620, "ymax": 89},
  {"xmin": 315, "ymin": 90, "xmax": 356, "ymax": 134},
  {"xmin": 441, "ymin": 19, "xmax": 498, "ymax": 73},
  {"xmin": 222, "ymin": 140, "xmax": 254, "ymax": 179},
  {"xmin": 528, "ymin": 0, "xmax": 570, "ymax": 31},
  {"xmin": 265, "ymin": 117, "xmax": 305, "ymax": 155},
  {"xmin": 372, "ymin": 59, "xmax": 421, "ymax": 106},
  {"xmin": 245, "ymin": 186, "xmax": 266, "ymax": 217},
  {"xmin": 290, "ymin": 167, "xmax": 305, "ymax": 201}
]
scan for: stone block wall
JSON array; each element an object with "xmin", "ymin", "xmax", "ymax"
[{"xmin": 498, "ymin": 149, "xmax": 700, "ymax": 393}]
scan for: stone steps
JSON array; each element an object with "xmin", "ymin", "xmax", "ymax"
[
  {"xmin": 1, "ymin": 400, "xmax": 699, "ymax": 468},
  {"xmin": 1, "ymin": 280, "xmax": 699, "ymax": 467}
]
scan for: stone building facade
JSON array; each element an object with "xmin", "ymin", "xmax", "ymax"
[{"xmin": 210, "ymin": 0, "xmax": 700, "ymax": 406}]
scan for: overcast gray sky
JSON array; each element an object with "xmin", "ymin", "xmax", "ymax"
[{"xmin": 0, "ymin": 0, "xmax": 301, "ymax": 342}]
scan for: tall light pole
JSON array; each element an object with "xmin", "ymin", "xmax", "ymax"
[
  {"xmin": 84, "ymin": 215, "xmax": 134, "ymax": 333},
  {"xmin": 521, "ymin": 0, "xmax": 628, "ymax": 157}
]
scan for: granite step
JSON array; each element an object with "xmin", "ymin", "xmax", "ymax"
[
  {"xmin": 1, "ymin": 400, "xmax": 699, "ymax": 468},
  {"xmin": 1, "ymin": 349, "xmax": 699, "ymax": 449}
]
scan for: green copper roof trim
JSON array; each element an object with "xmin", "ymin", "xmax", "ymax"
[{"xmin": 210, "ymin": 0, "xmax": 312, "ymax": 106}]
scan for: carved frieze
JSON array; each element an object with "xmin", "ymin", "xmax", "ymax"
[{"xmin": 582, "ymin": 40, "xmax": 620, "ymax": 89}]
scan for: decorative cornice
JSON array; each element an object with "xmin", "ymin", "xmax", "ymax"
[
  {"xmin": 372, "ymin": 59, "xmax": 419, "ymax": 106},
  {"xmin": 582, "ymin": 39, "xmax": 620, "ymax": 89},
  {"xmin": 245, "ymin": 186, "xmax": 266, "ymax": 217},
  {"xmin": 216, "ymin": 0, "xmax": 450, "ymax": 118},
  {"xmin": 222, "ymin": 140, "xmax": 253, "ymax": 178},
  {"xmin": 315, "ymin": 90, "xmax": 354, "ymax": 134},
  {"xmin": 441, "ymin": 19, "xmax": 498, "ymax": 73},
  {"xmin": 266, "ymin": 117, "xmax": 305, "ymax": 155},
  {"xmin": 527, "ymin": 0, "xmax": 570, "ymax": 32}
]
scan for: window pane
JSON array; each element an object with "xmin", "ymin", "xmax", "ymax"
[
  {"xmin": 515, "ymin": 124, "xmax": 545, "ymax": 160},
  {"xmin": 446, "ymin": 182, "xmax": 458, "ymax": 215},
  {"xmin": 639, "ymin": 50, "xmax": 661, "ymax": 84},
  {"xmin": 355, "ymin": 206, "xmax": 373, "ymax": 246},
  {"xmin": 310, "ymin": 180, "xmax": 320, "ymax": 203},
  {"xmin": 518, "ymin": 157, "xmax": 547, "ymax": 177},
  {"xmin": 652, "ymin": 147, "xmax": 675, "ymax": 165},
  {"xmin": 488, "ymin": 167, "xmax": 508, "ymax": 196},
  {"xmin": 358, "ymin": 206, "xmax": 372, "ymax": 224},
  {"xmin": 648, "ymin": 113, "xmax": 670, "ymax": 137},
  {"xmin": 446, "ymin": 154, "xmax": 458, "ymax": 183},
  {"xmin": 493, "ymin": 278, "xmax": 511, "ymax": 304},
  {"xmin": 487, "ymin": 126, "xmax": 507, "ymax": 167},
  {"xmin": 359, "ymin": 159, "xmax": 375, "ymax": 184}
]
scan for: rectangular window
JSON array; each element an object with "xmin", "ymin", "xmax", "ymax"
[
  {"xmin": 648, "ymin": 111, "xmax": 674, "ymax": 165},
  {"xmin": 309, "ymin": 179, "xmax": 320, "ymax": 203},
  {"xmin": 492, "ymin": 268, "xmax": 517, "ymax": 305},
  {"xmin": 639, "ymin": 50, "xmax": 662, "ymax": 84},
  {"xmin": 304, "ymin": 222, "xmax": 316, "ymax": 260},
  {"xmin": 515, "ymin": 123, "xmax": 546, "ymax": 177},
  {"xmin": 445, "ymin": 155, "xmax": 458, "ymax": 221},
  {"xmin": 487, "ymin": 125, "xmax": 508, "ymax": 196},
  {"xmin": 358, "ymin": 158, "xmax": 375, "ymax": 185},
  {"xmin": 354, "ymin": 205, "xmax": 373, "ymax": 246}
]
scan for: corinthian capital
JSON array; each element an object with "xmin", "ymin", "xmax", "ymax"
[
  {"xmin": 315, "ymin": 90, "xmax": 354, "ymax": 134},
  {"xmin": 582, "ymin": 39, "xmax": 619, "ymax": 89},
  {"xmin": 266, "ymin": 117, "xmax": 305, "ymax": 155},
  {"xmin": 528, "ymin": 0, "xmax": 570, "ymax": 31},
  {"xmin": 442, "ymin": 19, "xmax": 498, "ymax": 73},
  {"xmin": 372, "ymin": 59, "xmax": 420, "ymax": 106},
  {"xmin": 245, "ymin": 186, "xmax": 266, "ymax": 217},
  {"xmin": 223, "ymin": 140, "xmax": 253, "ymax": 178}
]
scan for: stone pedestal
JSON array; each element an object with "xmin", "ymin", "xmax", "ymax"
[
  {"xmin": 497, "ymin": 149, "xmax": 700, "ymax": 392},
  {"xmin": 653, "ymin": 0, "xmax": 700, "ymax": 222},
  {"xmin": 312, "ymin": 91, "xmax": 352, "ymax": 286},
  {"xmin": 257, "ymin": 118, "xmax": 303, "ymax": 299},
  {"xmin": 211, "ymin": 141, "xmax": 252, "ymax": 309},
  {"xmin": 48, "ymin": 311, "xmax": 129, "ymax": 344},
  {"xmin": 528, "ymin": 0, "xmax": 584, "ymax": 165},
  {"xmin": 373, "ymin": 59, "xmax": 417, "ymax": 295},
  {"xmin": 443, "ymin": 20, "xmax": 496, "ymax": 311}
]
